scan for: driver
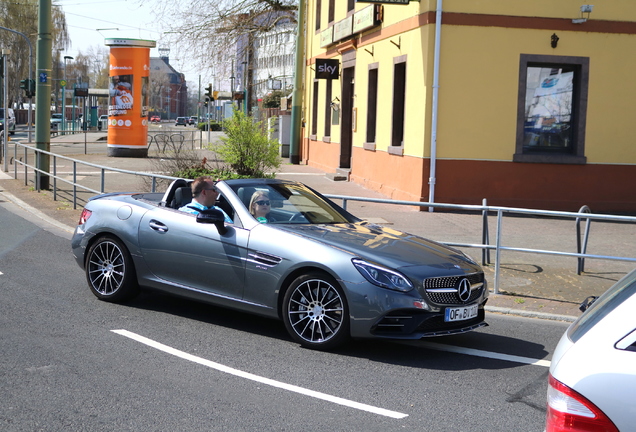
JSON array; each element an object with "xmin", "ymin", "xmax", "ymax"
[{"xmin": 179, "ymin": 176, "xmax": 232, "ymax": 223}]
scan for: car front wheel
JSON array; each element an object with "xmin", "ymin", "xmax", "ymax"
[
  {"xmin": 85, "ymin": 235, "xmax": 139, "ymax": 302},
  {"xmin": 283, "ymin": 272, "xmax": 349, "ymax": 350}
]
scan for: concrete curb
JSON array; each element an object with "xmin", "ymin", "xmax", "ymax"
[
  {"xmin": 0, "ymin": 190, "xmax": 75, "ymax": 235},
  {"xmin": 486, "ymin": 305, "xmax": 577, "ymax": 323}
]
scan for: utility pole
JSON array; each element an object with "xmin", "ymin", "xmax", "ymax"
[
  {"xmin": 35, "ymin": 0, "xmax": 53, "ymax": 189},
  {"xmin": 2, "ymin": 50, "xmax": 8, "ymax": 172},
  {"xmin": 0, "ymin": 26, "xmax": 34, "ymax": 143}
]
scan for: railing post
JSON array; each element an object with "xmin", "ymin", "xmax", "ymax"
[
  {"xmin": 13, "ymin": 141, "xmax": 16, "ymax": 178},
  {"xmin": 72, "ymin": 161, "xmax": 77, "ymax": 210},
  {"xmin": 23, "ymin": 145, "xmax": 27, "ymax": 185},
  {"xmin": 481, "ymin": 198, "xmax": 490, "ymax": 265},
  {"xmin": 53, "ymin": 155, "xmax": 57, "ymax": 201},
  {"xmin": 494, "ymin": 209, "xmax": 503, "ymax": 294},
  {"xmin": 35, "ymin": 148, "xmax": 40, "ymax": 192},
  {"xmin": 576, "ymin": 205, "xmax": 592, "ymax": 275},
  {"xmin": 101, "ymin": 168, "xmax": 105, "ymax": 193}
]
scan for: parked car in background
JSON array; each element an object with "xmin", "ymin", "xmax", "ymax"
[
  {"xmin": 50, "ymin": 113, "xmax": 65, "ymax": 130},
  {"xmin": 98, "ymin": 115, "xmax": 108, "ymax": 131},
  {"xmin": 546, "ymin": 268, "xmax": 636, "ymax": 432},
  {"xmin": 71, "ymin": 178, "xmax": 489, "ymax": 351},
  {"xmin": 0, "ymin": 108, "xmax": 16, "ymax": 135},
  {"xmin": 175, "ymin": 117, "xmax": 187, "ymax": 126},
  {"xmin": 150, "ymin": 115, "xmax": 160, "ymax": 123}
]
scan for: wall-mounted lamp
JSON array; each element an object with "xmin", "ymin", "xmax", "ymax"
[
  {"xmin": 331, "ymin": 96, "xmax": 340, "ymax": 111},
  {"xmin": 551, "ymin": 33, "xmax": 559, "ymax": 48},
  {"xmin": 573, "ymin": 5, "xmax": 593, "ymax": 24}
]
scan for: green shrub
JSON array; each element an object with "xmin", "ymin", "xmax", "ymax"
[
  {"xmin": 198, "ymin": 121, "xmax": 222, "ymax": 131},
  {"xmin": 172, "ymin": 157, "xmax": 252, "ymax": 181},
  {"xmin": 214, "ymin": 109, "xmax": 280, "ymax": 178}
]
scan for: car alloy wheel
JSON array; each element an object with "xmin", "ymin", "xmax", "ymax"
[
  {"xmin": 283, "ymin": 272, "xmax": 349, "ymax": 350},
  {"xmin": 86, "ymin": 236, "xmax": 139, "ymax": 302}
]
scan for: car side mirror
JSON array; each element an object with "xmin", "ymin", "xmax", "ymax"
[{"xmin": 196, "ymin": 209, "xmax": 228, "ymax": 235}]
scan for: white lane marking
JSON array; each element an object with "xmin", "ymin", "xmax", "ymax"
[
  {"xmin": 112, "ymin": 329, "xmax": 408, "ymax": 419},
  {"xmin": 408, "ymin": 341, "xmax": 551, "ymax": 368}
]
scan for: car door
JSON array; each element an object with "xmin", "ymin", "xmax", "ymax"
[{"xmin": 138, "ymin": 207, "xmax": 248, "ymax": 299}]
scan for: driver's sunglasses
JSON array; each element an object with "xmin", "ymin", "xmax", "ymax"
[{"xmin": 255, "ymin": 200, "xmax": 270, "ymax": 206}]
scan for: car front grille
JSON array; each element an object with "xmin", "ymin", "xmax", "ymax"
[{"xmin": 423, "ymin": 272, "xmax": 485, "ymax": 305}]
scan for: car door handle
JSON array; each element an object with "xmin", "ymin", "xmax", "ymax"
[{"xmin": 149, "ymin": 220, "xmax": 168, "ymax": 233}]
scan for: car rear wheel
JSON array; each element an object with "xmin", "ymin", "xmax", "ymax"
[
  {"xmin": 283, "ymin": 272, "xmax": 349, "ymax": 350},
  {"xmin": 85, "ymin": 236, "xmax": 139, "ymax": 302}
]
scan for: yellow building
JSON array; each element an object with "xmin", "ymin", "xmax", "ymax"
[{"xmin": 301, "ymin": 0, "xmax": 636, "ymax": 212}]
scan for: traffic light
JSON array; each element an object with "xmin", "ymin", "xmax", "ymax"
[
  {"xmin": 205, "ymin": 84, "xmax": 213, "ymax": 100},
  {"xmin": 19, "ymin": 79, "xmax": 35, "ymax": 98}
]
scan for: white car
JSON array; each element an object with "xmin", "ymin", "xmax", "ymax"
[{"xmin": 546, "ymin": 269, "xmax": 636, "ymax": 432}]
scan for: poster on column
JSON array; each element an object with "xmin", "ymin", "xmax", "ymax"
[{"xmin": 107, "ymin": 43, "xmax": 153, "ymax": 154}]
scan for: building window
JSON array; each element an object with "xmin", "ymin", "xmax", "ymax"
[
  {"xmin": 311, "ymin": 80, "xmax": 319, "ymax": 138},
  {"xmin": 315, "ymin": 0, "xmax": 321, "ymax": 31},
  {"xmin": 324, "ymin": 79, "xmax": 332, "ymax": 139},
  {"xmin": 514, "ymin": 54, "xmax": 589, "ymax": 164},
  {"xmin": 391, "ymin": 56, "xmax": 407, "ymax": 150},
  {"xmin": 365, "ymin": 63, "xmax": 379, "ymax": 146},
  {"xmin": 328, "ymin": 0, "xmax": 335, "ymax": 24},
  {"xmin": 347, "ymin": 0, "xmax": 355, "ymax": 13}
]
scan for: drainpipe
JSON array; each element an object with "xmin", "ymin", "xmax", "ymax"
[
  {"xmin": 428, "ymin": 0, "xmax": 443, "ymax": 211},
  {"xmin": 289, "ymin": 0, "xmax": 306, "ymax": 164}
]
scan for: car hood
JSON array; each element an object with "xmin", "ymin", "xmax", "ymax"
[{"xmin": 277, "ymin": 223, "xmax": 480, "ymax": 275}]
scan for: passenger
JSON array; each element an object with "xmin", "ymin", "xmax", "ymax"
[
  {"xmin": 179, "ymin": 176, "xmax": 232, "ymax": 223},
  {"xmin": 249, "ymin": 190, "xmax": 276, "ymax": 223}
]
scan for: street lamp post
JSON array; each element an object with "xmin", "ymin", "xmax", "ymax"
[{"xmin": 62, "ymin": 55, "xmax": 73, "ymax": 134}]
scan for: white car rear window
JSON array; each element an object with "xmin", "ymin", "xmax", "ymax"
[{"xmin": 568, "ymin": 270, "xmax": 636, "ymax": 342}]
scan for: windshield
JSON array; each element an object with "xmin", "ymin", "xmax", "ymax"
[{"xmin": 229, "ymin": 181, "xmax": 359, "ymax": 224}]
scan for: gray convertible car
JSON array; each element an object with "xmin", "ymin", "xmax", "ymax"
[{"xmin": 72, "ymin": 178, "xmax": 488, "ymax": 350}]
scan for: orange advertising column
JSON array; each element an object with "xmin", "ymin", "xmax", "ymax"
[{"xmin": 105, "ymin": 38, "xmax": 156, "ymax": 157}]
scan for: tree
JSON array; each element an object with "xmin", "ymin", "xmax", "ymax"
[
  {"xmin": 216, "ymin": 109, "xmax": 280, "ymax": 177},
  {"xmin": 0, "ymin": 0, "xmax": 70, "ymax": 107},
  {"xmin": 147, "ymin": 0, "xmax": 297, "ymax": 86},
  {"xmin": 262, "ymin": 90, "xmax": 286, "ymax": 108}
]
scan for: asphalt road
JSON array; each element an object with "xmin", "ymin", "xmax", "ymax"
[{"xmin": 0, "ymin": 197, "xmax": 569, "ymax": 432}]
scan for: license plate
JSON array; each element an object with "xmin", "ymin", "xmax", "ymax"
[{"xmin": 444, "ymin": 304, "xmax": 478, "ymax": 322}]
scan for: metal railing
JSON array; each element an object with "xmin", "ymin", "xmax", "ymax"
[
  {"xmin": 7, "ymin": 140, "xmax": 636, "ymax": 295},
  {"xmin": 10, "ymin": 141, "xmax": 179, "ymax": 207},
  {"xmin": 328, "ymin": 195, "xmax": 636, "ymax": 293}
]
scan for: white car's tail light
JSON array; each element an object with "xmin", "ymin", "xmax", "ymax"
[{"xmin": 546, "ymin": 374, "xmax": 618, "ymax": 432}]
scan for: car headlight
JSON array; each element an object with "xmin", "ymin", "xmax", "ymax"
[{"xmin": 352, "ymin": 258, "xmax": 413, "ymax": 292}]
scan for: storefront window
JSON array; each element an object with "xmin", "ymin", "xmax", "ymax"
[
  {"xmin": 523, "ymin": 66, "xmax": 574, "ymax": 152},
  {"xmin": 514, "ymin": 55, "xmax": 589, "ymax": 164}
]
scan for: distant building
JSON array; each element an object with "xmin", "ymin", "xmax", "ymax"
[
  {"xmin": 150, "ymin": 49, "xmax": 188, "ymax": 119},
  {"xmin": 252, "ymin": 20, "xmax": 296, "ymax": 101}
]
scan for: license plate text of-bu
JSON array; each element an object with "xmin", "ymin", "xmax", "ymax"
[{"xmin": 444, "ymin": 304, "xmax": 478, "ymax": 322}]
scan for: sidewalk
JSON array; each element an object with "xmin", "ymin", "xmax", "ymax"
[{"xmin": 2, "ymin": 131, "xmax": 635, "ymax": 322}]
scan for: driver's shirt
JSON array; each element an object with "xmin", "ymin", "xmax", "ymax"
[{"xmin": 179, "ymin": 201, "xmax": 233, "ymax": 223}]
